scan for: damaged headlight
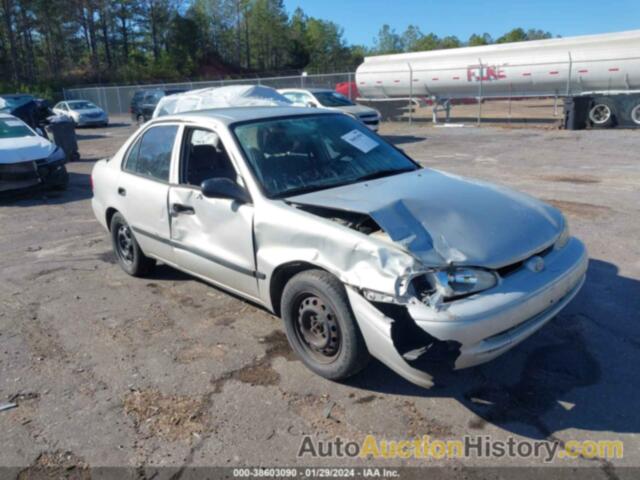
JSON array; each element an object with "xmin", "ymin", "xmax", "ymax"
[
  {"xmin": 554, "ymin": 219, "xmax": 570, "ymax": 250},
  {"xmin": 409, "ymin": 267, "xmax": 498, "ymax": 304},
  {"xmin": 47, "ymin": 146, "xmax": 66, "ymax": 164},
  {"xmin": 434, "ymin": 268, "xmax": 497, "ymax": 298}
]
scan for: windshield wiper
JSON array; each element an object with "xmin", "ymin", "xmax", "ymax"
[
  {"xmin": 275, "ymin": 184, "xmax": 334, "ymax": 199},
  {"xmin": 353, "ymin": 168, "xmax": 416, "ymax": 183}
]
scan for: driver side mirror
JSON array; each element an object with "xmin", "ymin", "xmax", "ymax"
[
  {"xmin": 306, "ymin": 101, "xmax": 318, "ymax": 108},
  {"xmin": 201, "ymin": 178, "xmax": 252, "ymax": 204}
]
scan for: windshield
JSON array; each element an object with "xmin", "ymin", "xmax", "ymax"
[
  {"xmin": 232, "ymin": 114, "xmax": 418, "ymax": 198},
  {"xmin": 68, "ymin": 101, "xmax": 97, "ymax": 110},
  {"xmin": 0, "ymin": 117, "xmax": 35, "ymax": 138},
  {"xmin": 313, "ymin": 91, "xmax": 354, "ymax": 107}
]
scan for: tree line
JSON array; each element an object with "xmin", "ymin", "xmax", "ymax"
[{"xmin": 0, "ymin": 0, "xmax": 554, "ymax": 95}]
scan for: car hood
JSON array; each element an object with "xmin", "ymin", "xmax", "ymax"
[
  {"xmin": 287, "ymin": 169, "xmax": 564, "ymax": 268},
  {"xmin": 0, "ymin": 135, "xmax": 55, "ymax": 164},
  {"xmin": 328, "ymin": 105, "xmax": 378, "ymax": 117}
]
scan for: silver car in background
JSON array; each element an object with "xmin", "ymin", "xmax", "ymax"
[
  {"xmin": 279, "ymin": 88, "xmax": 381, "ymax": 131},
  {"xmin": 91, "ymin": 107, "xmax": 587, "ymax": 388},
  {"xmin": 53, "ymin": 100, "xmax": 109, "ymax": 127}
]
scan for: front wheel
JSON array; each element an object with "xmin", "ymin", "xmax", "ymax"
[
  {"xmin": 110, "ymin": 212, "xmax": 155, "ymax": 277},
  {"xmin": 280, "ymin": 270, "xmax": 370, "ymax": 381}
]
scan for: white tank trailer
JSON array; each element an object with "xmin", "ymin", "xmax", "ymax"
[{"xmin": 355, "ymin": 30, "xmax": 640, "ymax": 128}]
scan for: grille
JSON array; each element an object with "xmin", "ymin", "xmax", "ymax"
[
  {"xmin": 0, "ymin": 161, "xmax": 39, "ymax": 182},
  {"xmin": 496, "ymin": 244, "xmax": 554, "ymax": 278}
]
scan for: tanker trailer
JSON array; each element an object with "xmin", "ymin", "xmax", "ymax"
[{"xmin": 355, "ymin": 30, "xmax": 640, "ymax": 128}]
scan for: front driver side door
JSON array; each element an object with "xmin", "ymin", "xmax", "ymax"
[{"xmin": 168, "ymin": 127, "xmax": 260, "ymax": 301}]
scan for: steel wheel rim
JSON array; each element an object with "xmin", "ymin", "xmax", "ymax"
[
  {"xmin": 116, "ymin": 224, "xmax": 134, "ymax": 265},
  {"xmin": 631, "ymin": 104, "xmax": 640, "ymax": 125},
  {"xmin": 294, "ymin": 294, "xmax": 341, "ymax": 363},
  {"xmin": 590, "ymin": 104, "xmax": 611, "ymax": 125}
]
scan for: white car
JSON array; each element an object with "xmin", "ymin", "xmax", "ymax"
[
  {"xmin": 53, "ymin": 100, "xmax": 109, "ymax": 127},
  {"xmin": 91, "ymin": 107, "xmax": 586, "ymax": 388},
  {"xmin": 0, "ymin": 113, "xmax": 68, "ymax": 192},
  {"xmin": 279, "ymin": 88, "xmax": 381, "ymax": 131}
]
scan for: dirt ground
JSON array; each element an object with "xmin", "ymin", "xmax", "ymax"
[{"xmin": 1, "ymin": 113, "xmax": 639, "ymax": 477}]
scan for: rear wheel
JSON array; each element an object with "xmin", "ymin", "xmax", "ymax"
[
  {"xmin": 589, "ymin": 99, "xmax": 617, "ymax": 128},
  {"xmin": 280, "ymin": 270, "xmax": 370, "ymax": 380},
  {"xmin": 136, "ymin": 114, "xmax": 144, "ymax": 126},
  {"xmin": 110, "ymin": 212, "xmax": 155, "ymax": 277},
  {"xmin": 629, "ymin": 102, "xmax": 640, "ymax": 126}
]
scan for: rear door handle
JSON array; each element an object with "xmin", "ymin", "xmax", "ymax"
[
  {"xmin": 172, "ymin": 203, "xmax": 195, "ymax": 215},
  {"xmin": 117, "ymin": 187, "xmax": 126, "ymax": 196}
]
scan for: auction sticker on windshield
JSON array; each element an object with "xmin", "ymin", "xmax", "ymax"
[{"xmin": 341, "ymin": 129, "xmax": 378, "ymax": 153}]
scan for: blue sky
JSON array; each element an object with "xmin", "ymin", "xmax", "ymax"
[{"xmin": 283, "ymin": 0, "xmax": 640, "ymax": 46}]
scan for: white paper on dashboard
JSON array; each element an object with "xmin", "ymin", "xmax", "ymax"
[{"xmin": 341, "ymin": 129, "xmax": 379, "ymax": 153}]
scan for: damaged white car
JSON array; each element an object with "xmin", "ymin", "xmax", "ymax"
[
  {"xmin": 91, "ymin": 107, "xmax": 587, "ymax": 387},
  {"xmin": 1, "ymin": 113, "xmax": 69, "ymax": 193}
]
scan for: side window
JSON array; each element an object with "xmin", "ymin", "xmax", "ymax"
[
  {"xmin": 282, "ymin": 93, "xmax": 297, "ymax": 103},
  {"xmin": 123, "ymin": 125, "xmax": 178, "ymax": 182},
  {"xmin": 181, "ymin": 128, "xmax": 237, "ymax": 187}
]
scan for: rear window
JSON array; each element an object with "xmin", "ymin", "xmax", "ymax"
[
  {"xmin": 0, "ymin": 117, "xmax": 35, "ymax": 138},
  {"xmin": 123, "ymin": 125, "xmax": 178, "ymax": 182}
]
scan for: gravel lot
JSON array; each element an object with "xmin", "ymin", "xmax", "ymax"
[{"xmin": 1, "ymin": 115, "xmax": 638, "ymax": 476}]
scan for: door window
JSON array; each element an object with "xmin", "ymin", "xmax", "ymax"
[
  {"xmin": 123, "ymin": 125, "xmax": 178, "ymax": 182},
  {"xmin": 180, "ymin": 128, "xmax": 237, "ymax": 187}
]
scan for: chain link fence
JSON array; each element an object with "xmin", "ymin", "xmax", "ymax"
[
  {"xmin": 63, "ymin": 73, "xmax": 355, "ymax": 115},
  {"xmin": 63, "ymin": 72, "xmax": 563, "ymax": 128}
]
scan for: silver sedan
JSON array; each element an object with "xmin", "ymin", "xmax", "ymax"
[
  {"xmin": 53, "ymin": 100, "xmax": 109, "ymax": 127},
  {"xmin": 91, "ymin": 107, "xmax": 587, "ymax": 388}
]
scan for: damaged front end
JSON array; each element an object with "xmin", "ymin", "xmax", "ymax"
[
  {"xmin": 0, "ymin": 150, "xmax": 68, "ymax": 194},
  {"xmin": 282, "ymin": 170, "xmax": 588, "ymax": 388}
]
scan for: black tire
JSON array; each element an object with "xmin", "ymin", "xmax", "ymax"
[
  {"xmin": 109, "ymin": 212, "xmax": 155, "ymax": 277},
  {"xmin": 624, "ymin": 98, "xmax": 640, "ymax": 127},
  {"xmin": 280, "ymin": 269, "xmax": 370, "ymax": 380},
  {"xmin": 136, "ymin": 114, "xmax": 144, "ymax": 126},
  {"xmin": 589, "ymin": 98, "xmax": 617, "ymax": 128},
  {"xmin": 47, "ymin": 164, "xmax": 69, "ymax": 190}
]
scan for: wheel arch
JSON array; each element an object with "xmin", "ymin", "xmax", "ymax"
[
  {"xmin": 105, "ymin": 207, "xmax": 119, "ymax": 231},
  {"xmin": 269, "ymin": 261, "xmax": 335, "ymax": 316}
]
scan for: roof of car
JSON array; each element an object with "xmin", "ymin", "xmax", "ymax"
[{"xmin": 153, "ymin": 106, "xmax": 337, "ymax": 125}]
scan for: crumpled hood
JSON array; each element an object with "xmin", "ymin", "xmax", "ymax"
[
  {"xmin": 329, "ymin": 105, "xmax": 379, "ymax": 117},
  {"xmin": 288, "ymin": 169, "xmax": 564, "ymax": 268},
  {"xmin": 0, "ymin": 135, "xmax": 55, "ymax": 164}
]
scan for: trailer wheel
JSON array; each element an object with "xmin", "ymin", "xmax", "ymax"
[
  {"xmin": 630, "ymin": 103, "xmax": 640, "ymax": 126},
  {"xmin": 588, "ymin": 99, "xmax": 617, "ymax": 128}
]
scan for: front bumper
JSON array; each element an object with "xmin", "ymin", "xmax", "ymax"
[
  {"xmin": 76, "ymin": 116, "xmax": 108, "ymax": 126},
  {"xmin": 0, "ymin": 159, "xmax": 68, "ymax": 193},
  {"xmin": 348, "ymin": 237, "xmax": 588, "ymax": 388}
]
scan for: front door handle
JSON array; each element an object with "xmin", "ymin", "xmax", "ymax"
[
  {"xmin": 118, "ymin": 187, "xmax": 126, "ymax": 196},
  {"xmin": 172, "ymin": 203, "xmax": 195, "ymax": 215}
]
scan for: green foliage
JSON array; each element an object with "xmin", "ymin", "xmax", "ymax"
[{"xmin": 0, "ymin": 0, "xmax": 557, "ymax": 92}]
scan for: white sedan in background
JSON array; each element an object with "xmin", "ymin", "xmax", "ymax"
[
  {"xmin": 0, "ymin": 113, "xmax": 68, "ymax": 192},
  {"xmin": 279, "ymin": 88, "xmax": 381, "ymax": 131},
  {"xmin": 53, "ymin": 100, "xmax": 109, "ymax": 127}
]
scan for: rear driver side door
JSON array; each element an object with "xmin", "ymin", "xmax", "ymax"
[{"xmin": 118, "ymin": 123, "xmax": 180, "ymax": 264}]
